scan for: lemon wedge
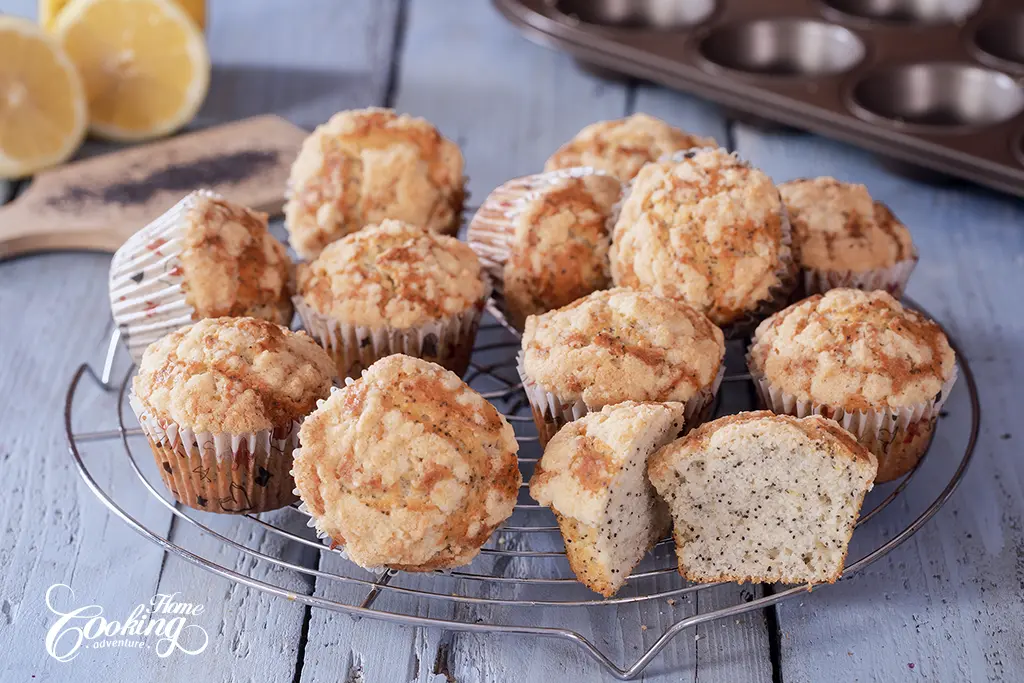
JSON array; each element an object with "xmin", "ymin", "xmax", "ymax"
[
  {"xmin": 53, "ymin": 0, "xmax": 210, "ymax": 142},
  {"xmin": 0, "ymin": 16, "xmax": 87, "ymax": 178},
  {"xmin": 41, "ymin": 0, "xmax": 206, "ymax": 32}
]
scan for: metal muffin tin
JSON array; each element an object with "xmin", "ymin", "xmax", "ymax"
[{"xmin": 494, "ymin": 0, "xmax": 1024, "ymax": 197}]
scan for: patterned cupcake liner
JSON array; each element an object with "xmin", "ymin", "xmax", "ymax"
[
  {"xmin": 517, "ymin": 353, "xmax": 726, "ymax": 446},
  {"xmin": 799, "ymin": 255, "xmax": 918, "ymax": 300},
  {"xmin": 746, "ymin": 359, "xmax": 958, "ymax": 483},
  {"xmin": 467, "ymin": 167, "xmax": 619, "ymax": 327},
  {"xmin": 109, "ymin": 190, "xmax": 220, "ymax": 362},
  {"xmin": 129, "ymin": 393, "xmax": 300, "ymax": 514},
  {"xmin": 293, "ymin": 292, "xmax": 489, "ymax": 379}
]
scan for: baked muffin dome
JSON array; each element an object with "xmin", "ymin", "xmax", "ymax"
[
  {"xmin": 748, "ymin": 289, "xmax": 956, "ymax": 482},
  {"xmin": 519, "ymin": 288, "xmax": 725, "ymax": 444},
  {"xmin": 284, "ymin": 108, "xmax": 465, "ymax": 259},
  {"xmin": 297, "ymin": 220, "xmax": 487, "ymax": 329},
  {"xmin": 779, "ymin": 177, "xmax": 916, "ymax": 296},
  {"xmin": 748, "ymin": 289, "xmax": 954, "ymax": 412},
  {"xmin": 610, "ymin": 147, "xmax": 795, "ymax": 330},
  {"xmin": 110, "ymin": 191, "xmax": 294, "ymax": 361},
  {"xmin": 468, "ymin": 169, "xmax": 621, "ymax": 330},
  {"xmin": 545, "ymin": 113, "xmax": 716, "ymax": 182},
  {"xmin": 133, "ymin": 316, "xmax": 336, "ymax": 435},
  {"xmin": 292, "ymin": 355, "xmax": 521, "ymax": 570}
]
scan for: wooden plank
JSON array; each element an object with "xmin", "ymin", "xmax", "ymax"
[{"xmin": 732, "ymin": 125, "xmax": 1024, "ymax": 683}]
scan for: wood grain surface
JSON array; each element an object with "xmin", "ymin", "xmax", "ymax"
[{"xmin": 1, "ymin": 0, "xmax": 1022, "ymax": 681}]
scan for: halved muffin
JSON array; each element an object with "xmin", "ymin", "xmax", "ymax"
[
  {"xmin": 530, "ymin": 401, "xmax": 688, "ymax": 597},
  {"xmin": 648, "ymin": 411, "xmax": 877, "ymax": 585}
]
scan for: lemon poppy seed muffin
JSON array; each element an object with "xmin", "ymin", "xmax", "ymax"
[
  {"xmin": 747, "ymin": 288, "xmax": 956, "ymax": 482},
  {"xmin": 110, "ymin": 191, "xmax": 294, "ymax": 361},
  {"xmin": 467, "ymin": 168, "xmax": 622, "ymax": 329},
  {"xmin": 530, "ymin": 401, "xmax": 688, "ymax": 596},
  {"xmin": 131, "ymin": 317, "xmax": 336, "ymax": 513},
  {"xmin": 293, "ymin": 354, "xmax": 521, "ymax": 570},
  {"xmin": 610, "ymin": 147, "xmax": 796, "ymax": 334},
  {"xmin": 545, "ymin": 113, "xmax": 716, "ymax": 182},
  {"xmin": 295, "ymin": 220, "xmax": 488, "ymax": 378},
  {"xmin": 519, "ymin": 288, "xmax": 725, "ymax": 444},
  {"xmin": 648, "ymin": 412, "xmax": 877, "ymax": 585},
  {"xmin": 284, "ymin": 107, "xmax": 465, "ymax": 259},
  {"xmin": 780, "ymin": 177, "xmax": 917, "ymax": 297}
]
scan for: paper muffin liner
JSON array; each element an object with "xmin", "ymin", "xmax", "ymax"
[
  {"xmin": 293, "ymin": 292, "xmax": 488, "ymax": 379},
  {"xmin": 467, "ymin": 167, "xmax": 617, "ymax": 327},
  {"xmin": 747, "ymin": 360, "xmax": 958, "ymax": 483},
  {"xmin": 108, "ymin": 190, "xmax": 223, "ymax": 362},
  {"xmin": 517, "ymin": 353, "xmax": 726, "ymax": 446},
  {"xmin": 799, "ymin": 255, "xmax": 918, "ymax": 300},
  {"xmin": 129, "ymin": 393, "xmax": 300, "ymax": 514}
]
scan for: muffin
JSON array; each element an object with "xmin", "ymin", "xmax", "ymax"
[
  {"xmin": 467, "ymin": 167, "xmax": 622, "ymax": 329},
  {"xmin": 110, "ymin": 190, "xmax": 294, "ymax": 361},
  {"xmin": 292, "ymin": 354, "xmax": 521, "ymax": 570},
  {"xmin": 294, "ymin": 220, "xmax": 489, "ymax": 379},
  {"xmin": 545, "ymin": 113, "xmax": 716, "ymax": 182},
  {"xmin": 648, "ymin": 411, "xmax": 877, "ymax": 585},
  {"xmin": 284, "ymin": 108, "xmax": 465, "ymax": 259},
  {"xmin": 780, "ymin": 177, "xmax": 917, "ymax": 297},
  {"xmin": 747, "ymin": 288, "xmax": 957, "ymax": 482},
  {"xmin": 518, "ymin": 288, "xmax": 725, "ymax": 445},
  {"xmin": 130, "ymin": 317, "xmax": 336, "ymax": 513},
  {"xmin": 530, "ymin": 401, "xmax": 687, "ymax": 597},
  {"xmin": 610, "ymin": 147, "xmax": 796, "ymax": 336}
]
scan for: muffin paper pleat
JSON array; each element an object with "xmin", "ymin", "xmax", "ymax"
[
  {"xmin": 108, "ymin": 190, "xmax": 221, "ymax": 362},
  {"xmin": 799, "ymin": 255, "xmax": 918, "ymax": 299},
  {"xmin": 293, "ymin": 291, "xmax": 489, "ymax": 379},
  {"xmin": 517, "ymin": 353, "xmax": 726, "ymax": 446},
  {"xmin": 747, "ymin": 356, "xmax": 958, "ymax": 482},
  {"xmin": 130, "ymin": 392, "xmax": 300, "ymax": 514},
  {"xmin": 467, "ymin": 167, "xmax": 617, "ymax": 327}
]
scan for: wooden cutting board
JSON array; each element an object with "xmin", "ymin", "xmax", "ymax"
[{"xmin": 0, "ymin": 115, "xmax": 308, "ymax": 260}]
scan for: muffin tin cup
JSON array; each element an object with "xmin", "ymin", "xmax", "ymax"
[
  {"xmin": 108, "ymin": 190, "xmax": 222, "ymax": 362},
  {"xmin": 293, "ymin": 293, "xmax": 489, "ymax": 380},
  {"xmin": 746, "ymin": 362, "xmax": 958, "ymax": 483},
  {"xmin": 799, "ymin": 255, "xmax": 919, "ymax": 299},
  {"xmin": 517, "ymin": 353, "xmax": 726, "ymax": 446},
  {"xmin": 467, "ymin": 166, "xmax": 619, "ymax": 329},
  {"xmin": 129, "ymin": 393, "xmax": 301, "ymax": 514}
]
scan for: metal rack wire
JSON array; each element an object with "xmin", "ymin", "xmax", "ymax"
[{"xmin": 65, "ymin": 298, "xmax": 979, "ymax": 680}]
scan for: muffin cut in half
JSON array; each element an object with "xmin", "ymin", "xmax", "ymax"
[
  {"xmin": 648, "ymin": 412, "xmax": 877, "ymax": 585},
  {"xmin": 530, "ymin": 401, "xmax": 688, "ymax": 597}
]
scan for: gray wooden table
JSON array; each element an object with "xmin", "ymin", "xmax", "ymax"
[{"xmin": 2, "ymin": 1, "xmax": 1023, "ymax": 681}]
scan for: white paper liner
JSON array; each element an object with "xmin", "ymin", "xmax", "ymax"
[
  {"xmin": 800, "ymin": 255, "xmax": 918, "ymax": 299},
  {"xmin": 517, "ymin": 352, "xmax": 727, "ymax": 445},
  {"xmin": 293, "ymin": 291, "xmax": 488, "ymax": 379},
  {"xmin": 109, "ymin": 190, "xmax": 223, "ymax": 362},
  {"xmin": 467, "ymin": 167, "xmax": 619, "ymax": 324},
  {"xmin": 130, "ymin": 392, "xmax": 300, "ymax": 513},
  {"xmin": 747, "ymin": 359, "xmax": 958, "ymax": 481}
]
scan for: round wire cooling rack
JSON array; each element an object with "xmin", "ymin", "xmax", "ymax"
[{"xmin": 66, "ymin": 297, "xmax": 979, "ymax": 680}]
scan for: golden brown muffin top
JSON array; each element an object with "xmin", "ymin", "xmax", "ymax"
[
  {"xmin": 648, "ymin": 411, "xmax": 876, "ymax": 483},
  {"xmin": 179, "ymin": 194, "xmax": 293, "ymax": 325},
  {"xmin": 133, "ymin": 317, "xmax": 336, "ymax": 434},
  {"xmin": 297, "ymin": 220, "xmax": 487, "ymax": 329},
  {"xmin": 503, "ymin": 171, "xmax": 621, "ymax": 328},
  {"xmin": 610, "ymin": 147, "xmax": 793, "ymax": 326},
  {"xmin": 545, "ymin": 113, "xmax": 716, "ymax": 182},
  {"xmin": 521, "ymin": 288, "xmax": 724, "ymax": 408},
  {"xmin": 292, "ymin": 354, "xmax": 521, "ymax": 570},
  {"xmin": 748, "ymin": 289, "xmax": 955, "ymax": 411},
  {"xmin": 530, "ymin": 401, "xmax": 686, "ymax": 525},
  {"xmin": 780, "ymin": 177, "xmax": 915, "ymax": 273},
  {"xmin": 284, "ymin": 108, "xmax": 465, "ymax": 259}
]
